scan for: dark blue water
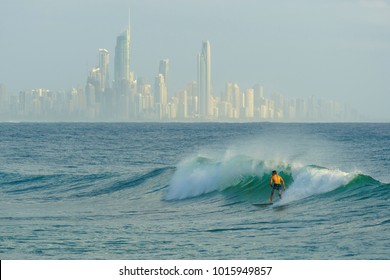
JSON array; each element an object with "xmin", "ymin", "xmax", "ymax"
[{"xmin": 0, "ymin": 123, "xmax": 389, "ymax": 259}]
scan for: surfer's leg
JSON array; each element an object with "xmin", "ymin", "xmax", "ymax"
[{"xmin": 270, "ymin": 189, "xmax": 275, "ymax": 203}]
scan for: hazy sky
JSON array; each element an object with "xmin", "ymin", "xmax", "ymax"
[{"xmin": 1, "ymin": 0, "xmax": 389, "ymax": 120}]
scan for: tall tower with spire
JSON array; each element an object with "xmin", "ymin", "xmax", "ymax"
[
  {"xmin": 113, "ymin": 12, "xmax": 132, "ymax": 120},
  {"xmin": 197, "ymin": 41, "xmax": 212, "ymax": 117},
  {"xmin": 114, "ymin": 15, "xmax": 131, "ymax": 83}
]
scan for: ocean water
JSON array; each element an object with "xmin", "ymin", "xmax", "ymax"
[{"xmin": 0, "ymin": 122, "xmax": 389, "ymax": 260}]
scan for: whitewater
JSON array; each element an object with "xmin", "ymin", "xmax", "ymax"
[{"xmin": 0, "ymin": 122, "xmax": 389, "ymax": 259}]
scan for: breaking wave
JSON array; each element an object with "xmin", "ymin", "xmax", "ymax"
[{"xmin": 166, "ymin": 153, "xmax": 385, "ymax": 205}]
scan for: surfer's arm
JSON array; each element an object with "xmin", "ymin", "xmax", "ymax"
[{"xmin": 281, "ymin": 177, "xmax": 286, "ymax": 190}]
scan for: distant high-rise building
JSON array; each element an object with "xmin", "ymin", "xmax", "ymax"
[
  {"xmin": 253, "ymin": 84, "xmax": 264, "ymax": 108},
  {"xmin": 0, "ymin": 84, "xmax": 8, "ymax": 116},
  {"xmin": 113, "ymin": 16, "xmax": 132, "ymax": 120},
  {"xmin": 154, "ymin": 74, "xmax": 167, "ymax": 105},
  {"xmin": 159, "ymin": 59, "xmax": 169, "ymax": 95},
  {"xmin": 155, "ymin": 74, "xmax": 168, "ymax": 119},
  {"xmin": 114, "ymin": 26, "xmax": 131, "ymax": 83},
  {"xmin": 88, "ymin": 67, "xmax": 101, "ymax": 84},
  {"xmin": 197, "ymin": 41, "xmax": 212, "ymax": 116},
  {"xmin": 245, "ymin": 89, "xmax": 254, "ymax": 118},
  {"xmin": 99, "ymin": 49, "xmax": 109, "ymax": 91},
  {"xmin": 232, "ymin": 82, "xmax": 240, "ymax": 118}
]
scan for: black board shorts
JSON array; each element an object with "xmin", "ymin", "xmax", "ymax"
[{"xmin": 272, "ymin": 184, "xmax": 282, "ymax": 191}]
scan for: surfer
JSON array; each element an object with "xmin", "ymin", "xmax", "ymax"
[{"xmin": 270, "ymin": 170, "xmax": 286, "ymax": 203}]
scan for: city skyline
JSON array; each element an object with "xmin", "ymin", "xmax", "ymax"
[
  {"xmin": 1, "ymin": 0, "xmax": 389, "ymax": 121},
  {"xmin": 0, "ymin": 22, "xmax": 365, "ymax": 122},
  {"xmin": 0, "ymin": 19, "xmax": 361, "ymax": 122}
]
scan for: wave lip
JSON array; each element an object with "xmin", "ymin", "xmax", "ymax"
[
  {"xmin": 165, "ymin": 154, "xmax": 259, "ymax": 200},
  {"xmin": 165, "ymin": 156, "xmax": 224, "ymax": 200}
]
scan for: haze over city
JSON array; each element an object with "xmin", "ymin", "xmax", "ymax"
[{"xmin": 1, "ymin": 0, "xmax": 389, "ymax": 121}]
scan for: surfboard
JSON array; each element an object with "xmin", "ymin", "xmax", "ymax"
[{"xmin": 252, "ymin": 203, "xmax": 273, "ymax": 206}]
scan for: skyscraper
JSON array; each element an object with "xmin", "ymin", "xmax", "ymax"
[
  {"xmin": 245, "ymin": 88, "xmax": 254, "ymax": 118},
  {"xmin": 113, "ymin": 16, "xmax": 132, "ymax": 120},
  {"xmin": 154, "ymin": 74, "xmax": 167, "ymax": 105},
  {"xmin": 99, "ymin": 49, "xmax": 109, "ymax": 91},
  {"xmin": 159, "ymin": 59, "xmax": 169, "ymax": 95},
  {"xmin": 114, "ymin": 28, "xmax": 130, "ymax": 83},
  {"xmin": 0, "ymin": 84, "xmax": 8, "ymax": 117},
  {"xmin": 197, "ymin": 41, "xmax": 212, "ymax": 117},
  {"xmin": 154, "ymin": 74, "xmax": 168, "ymax": 119}
]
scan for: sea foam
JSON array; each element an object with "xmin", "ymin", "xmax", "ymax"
[{"xmin": 276, "ymin": 166, "xmax": 354, "ymax": 205}]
